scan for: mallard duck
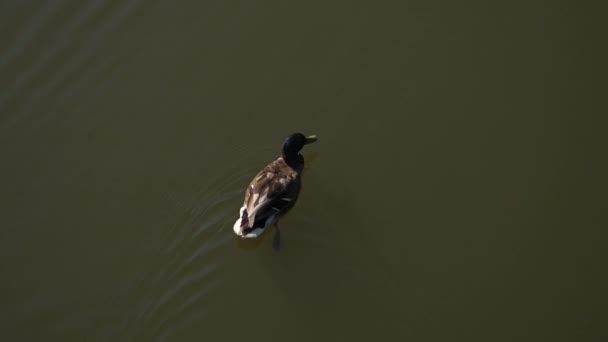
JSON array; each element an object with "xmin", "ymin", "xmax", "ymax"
[{"xmin": 233, "ymin": 133, "xmax": 317, "ymax": 245}]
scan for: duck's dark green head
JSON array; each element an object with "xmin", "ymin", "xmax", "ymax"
[{"xmin": 282, "ymin": 133, "xmax": 317, "ymax": 165}]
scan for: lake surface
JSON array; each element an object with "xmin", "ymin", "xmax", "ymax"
[{"xmin": 1, "ymin": 1, "xmax": 606, "ymax": 341}]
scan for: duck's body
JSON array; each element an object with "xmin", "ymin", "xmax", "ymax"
[
  {"xmin": 233, "ymin": 133, "xmax": 317, "ymax": 240},
  {"xmin": 233, "ymin": 157, "xmax": 302, "ymax": 238}
]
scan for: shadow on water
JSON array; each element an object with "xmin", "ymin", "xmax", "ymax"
[
  {"xmin": 215, "ymin": 146, "xmax": 411, "ymax": 339},
  {"xmin": 236, "ymin": 229, "xmax": 274, "ymax": 249}
]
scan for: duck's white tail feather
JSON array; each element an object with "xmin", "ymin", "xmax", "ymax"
[
  {"xmin": 233, "ymin": 207, "xmax": 245, "ymax": 235},
  {"xmin": 233, "ymin": 206, "xmax": 276, "ymax": 238}
]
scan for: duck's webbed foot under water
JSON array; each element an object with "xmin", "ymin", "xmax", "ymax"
[{"xmin": 272, "ymin": 222, "xmax": 281, "ymax": 252}]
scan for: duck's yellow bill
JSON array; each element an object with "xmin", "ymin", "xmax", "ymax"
[{"xmin": 305, "ymin": 135, "xmax": 318, "ymax": 144}]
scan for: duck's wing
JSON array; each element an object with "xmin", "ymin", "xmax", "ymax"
[{"xmin": 242, "ymin": 159, "xmax": 300, "ymax": 229}]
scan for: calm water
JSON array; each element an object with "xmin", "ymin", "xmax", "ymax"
[{"xmin": 1, "ymin": 1, "xmax": 606, "ymax": 341}]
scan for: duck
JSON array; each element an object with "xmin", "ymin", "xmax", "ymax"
[{"xmin": 233, "ymin": 133, "xmax": 317, "ymax": 247}]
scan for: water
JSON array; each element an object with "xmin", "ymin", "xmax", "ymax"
[{"xmin": 1, "ymin": 1, "xmax": 606, "ymax": 341}]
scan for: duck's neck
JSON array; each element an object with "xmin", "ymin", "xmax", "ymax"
[{"xmin": 282, "ymin": 152, "xmax": 302, "ymax": 168}]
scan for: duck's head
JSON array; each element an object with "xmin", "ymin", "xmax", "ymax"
[{"xmin": 282, "ymin": 133, "xmax": 317, "ymax": 165}]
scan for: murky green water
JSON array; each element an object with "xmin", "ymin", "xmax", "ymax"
[{"xmin": 1, "ymin": 1, "xmax": 606, "ymax": 341}]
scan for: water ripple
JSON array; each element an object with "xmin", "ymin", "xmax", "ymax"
[
  {"xmin": 0, "ymin": 0, "xmax": 157, "ymax": 131},
  {"xmin": 123, "ymin": 141, "xmax": 277, "ymax": 338}
]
